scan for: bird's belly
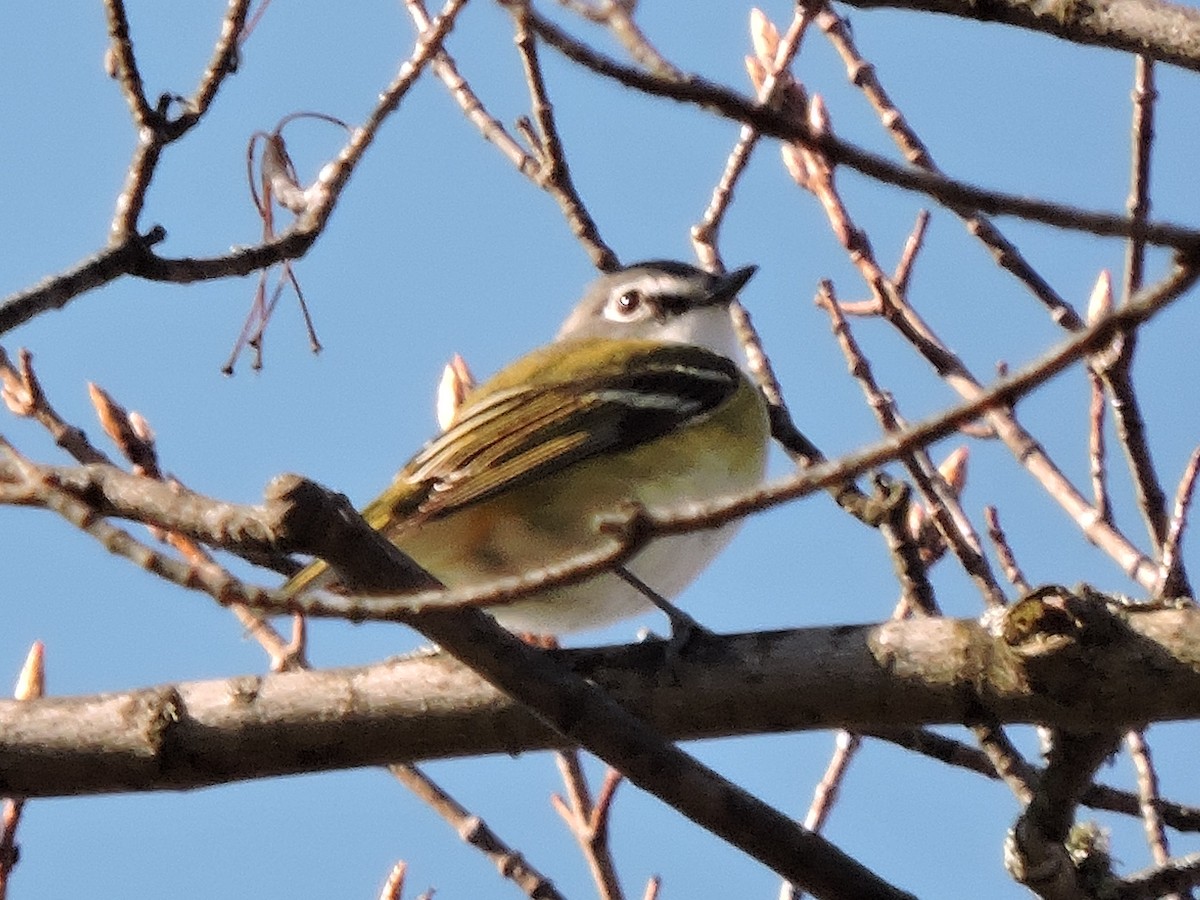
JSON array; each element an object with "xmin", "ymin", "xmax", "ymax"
[
  {"xmin": 488, "ymin": 522, "xmax": 746, "ymax": 633},
  {"xmin": 395, "ymin": 444, "xmax": 764, "ymax": 633}
]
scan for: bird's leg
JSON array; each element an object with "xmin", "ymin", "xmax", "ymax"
[{"xmin": 614, "ymin": 566, "xmax": 716, "ymax": 658}]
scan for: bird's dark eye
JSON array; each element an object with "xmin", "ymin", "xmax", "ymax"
[{"xmin": 615, "ymin": 289, "xmax": 644, "ymax": 315}]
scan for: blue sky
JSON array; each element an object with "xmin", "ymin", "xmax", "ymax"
[{"xmin": 2, "ymin": 1, "xmax": 1199, "ymax": 897}]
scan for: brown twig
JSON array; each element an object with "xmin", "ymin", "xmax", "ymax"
[
  {"xmin": 692, "ymin": 7, "xmax": 811, "ymax": 266},
  {"xmin": 1125, "ymin": 730, "xmax": 1173, "ymax": 874},
  {"xmin": 1158, "ymin": 447, "xmax": 1200, "ymax": 598},
  {"xmin": 804, "ymin": 731, "xmax": 862, "ymax": 833},
  {"xmin": 0, "ymin": 0, "xmax": 466, "ymax": 338},
  {"xmin": 566, "ymin": 0, "xmax": 683, "ymax": 79},
  {"xmin": 0, "ymin": 347, "xmax": 108, "ymax": 464},
  {"xmin": 390, "ymin": 763, "xmax": 565, "ymax": 899},
  {"xmin": 1098, "ymin": 53, "xmax": 1179, "ymax": 588},
  {"xmin": 813, "ymin": 3, "xmax": 1077, "ymax": 328},
  {"xmin": 553, "ymin": 752, "xmax": 625, "ymax": 900},
  {"xmin": 405, "ymin": 0, "xmax": 539, "ymax": 176},
  {"xmin": 972, "ymin": 720, "xmax": 1036, "ymax": 805},
  {"xmin": 782, "ymin": 731, "xmax": 863, "ymax": 900},
  {"xmin": 509, "ymin": 4, "xmax": 618, "ymax": 271},
  {"xmin": 105, "ymin": 0, "xmax": 250, "ymax": 242},
  {"xmin": 892, "ymin": 210, "xmax": 930, "ymax": 297},
  {"xmin": 817, "ymin": 270, "xmax": 1005, "ymax": 607},
  {"xmin": 1088, "ymin": 369, "xmax": 1112, "ymax": 524},
  {"xmin": 524, "ymin": 7, "xmax": 1200, "ymax": 250},
  {"xmin": 1123, "ymin": 56, "xmax": 1156, "ymax": 306},
  {"xmin": 984, "ymin": 506, "xmax": 1031, "ymax": 594},
  {"xmin": 410, "ymin": 0, "xmax": 616, "ymax": 270}
]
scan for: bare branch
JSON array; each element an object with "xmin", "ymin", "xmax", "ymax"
[
  {"xmin": 873, "ymin": 727, "xmax": 1200, "ymax": 831},
  {"xmin": 832, "ymin": 0, "xmax": 1200, "ymax": 75},
  {"xmin": 0, "ymin": 0, "xmax": 466, "ymax": 338},
  {"xmin": 553, "ymin": 753, "xmax": 625, "ymax": 900},
  {"xmin": 813, "ymin": 4, "xmax": 1076, "ymax": 328},
  {"xmin": 1125, "ymin": 730, "xmax": 1173, "ymax": 871},
  {"xmin": 984, "ymin": 506, "xmax": 1032, "ymax": 594},
  {"xmin": 509, "ymin": 5, "xmax": 618, "ymax": 271},
  {"xmin": 1158, "ymin": 447, "xmax": 1200, "ymax": 598},
  {"xmin": 4, "ymin": 602, "xmax": 1200, "ymax": 797},
  {"xmin": 388, "ymin": 763, "xmax": 565, "ymax": 899},
  {"xmin": 525, "ymin": 8, "xmax": 1200, "ymax": 250},
  {"xmin": 692, "ymin": 7, "xmax": 811, "ymax": 265}
]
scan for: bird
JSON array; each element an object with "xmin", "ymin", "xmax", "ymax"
[{"xmin": 283, "ymin": 260, "xmax": 770, "ymax": 634}]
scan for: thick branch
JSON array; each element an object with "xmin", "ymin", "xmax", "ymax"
[
  {"xmin": 835, "ymin": 0, "xmax": 1200, "ymax": 75},
  {"xmin": 2, "ymin": 604, "xmax": 1198, "ymax": 797}
]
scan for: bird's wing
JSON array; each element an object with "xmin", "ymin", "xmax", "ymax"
[
  {"xmin": 368, "ymin": 340, "xmax": 743, "ymax": 526},
  {"xmin": 282, "ymin": 341, "xmax": 743, "ymax": 597}
]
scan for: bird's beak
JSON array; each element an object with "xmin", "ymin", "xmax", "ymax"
[{"xmin": 707, "ymin": 265, "xmax": 758, "ymax": 306}]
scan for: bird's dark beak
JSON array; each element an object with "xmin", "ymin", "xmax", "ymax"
[{"xmin": 707, "ymin": 265, "xmax": 758, "ymax": 306}]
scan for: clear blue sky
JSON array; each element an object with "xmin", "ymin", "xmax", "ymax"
[{"xmin": 2, "ymin": 1, "xmax": 1199, "ymax": 897}]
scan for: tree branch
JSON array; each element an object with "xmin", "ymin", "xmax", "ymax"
[
  {"xmin": 2, "ymin": 601, "xmax": 1198, "ymax": 797},
  {"xmin": 833, "ymin": 0, "xmax": 1200, "ymax": 74}
]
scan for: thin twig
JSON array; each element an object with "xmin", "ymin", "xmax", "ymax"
[
  {"xmin": 390, "ymin": 763, "xmax": 565, "ymax": 899},
  {"xmin": 972, "ymin": 720, "xmax": 1036, "ymax": 805},
  {"xmin": 1122, "ymin": 56, "xmax": 1156, "ymax": 305},
  {"xmin": 782, "ymin": 731, "xmax": 863, "ymax": 900},
  {"xmin": 553, "ymin": 752, "xmax": 625, "ymax": 900},
  {"xmin": 1158, "ymin": 447, "xmax": 1200, "ymax": 598},
  {"xmin": 984, "ymin": 506, "xmax": 1031, "ymax": 594},
  {"xmin": 405, "ymin": 0, "xmax": 540, "ymax": 176},
  {"xmin": 1125, "ymin": 731, "xmax": 1172, "ymax": 872},
  {"xmin": 813, "ymin": 4, "xmax": 1077, "ymax": 328},
  {"xmin": 811, "ymin": 206, "xmax": 1007, "ymax": 603},
  {"xmin": 892, "ymin": 210, "xmax": 930, "ymax": 296},
  {"xmin": 509, "ymin": 5, "xmax": 618, "ymax": 270},
  {"xmin": 806, "ymin": 731, "xmax": 860, "ymax": 835},
  {"xmin": 1088, "ymin": 370, "xmax": 1112, "ymax": 523},
  {"xmin": 0, "ymin": 0, "xmax": 465, "ymax": 337},
  {"xmin": 1100, "ymin": 53, "xmax": 1177, "ymax": 586},
  {"xmin": 105, "ymin": 0, "xmax": 250, "ymax": 241},
  {"xmin": 692, "ymin": 7, "xmax": 811, "ymax": 265},
  {"xmin": 525, "ymin": 7, "xmax": 1200, "ymax": 251},
  {"xmin": 581, "ymin": 1, "xmax": 682, "ymax": 79}
]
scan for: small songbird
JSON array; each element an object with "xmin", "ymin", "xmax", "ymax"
[{"xmin": 283, "ymin": 261, "xmax": 770, "ymax": 634}]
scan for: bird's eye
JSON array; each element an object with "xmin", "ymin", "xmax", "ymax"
[{"xmin": 614, "ymin": 289, "xmax": 644, "ymax": 316}]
